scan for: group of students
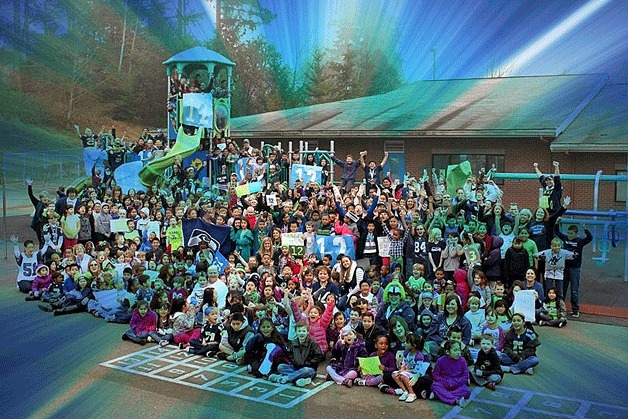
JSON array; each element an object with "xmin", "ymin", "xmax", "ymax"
[{"xmin": 13, "ymin": 137, "xmax": 594, "ymax": 407}]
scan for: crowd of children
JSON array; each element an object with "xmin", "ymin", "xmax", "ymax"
[{"xmin": 13, "ymin": 136, "xmax": 594, "ymax": 407}]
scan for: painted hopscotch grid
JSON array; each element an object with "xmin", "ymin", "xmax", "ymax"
[
  {"xmin": 443, "ymin": 385, "xmax": 628, "ymax": 419},
  {"xmin": 100, "ymin": 345, "xmax": 333, "ymax": 409}
]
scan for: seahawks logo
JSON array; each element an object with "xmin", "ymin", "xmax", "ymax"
[{"xmin": 186, "ymin": 229, "xmax": 220, "ymax": 252}]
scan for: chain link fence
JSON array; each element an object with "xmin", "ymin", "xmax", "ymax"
[{"xmin": 1, "ymin": 148, "xmax": 85, "ymax": 257}]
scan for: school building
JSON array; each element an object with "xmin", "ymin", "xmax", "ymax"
[{"xmin": 231, "ymin": 74, "xmax": 627, "ymax": 211}]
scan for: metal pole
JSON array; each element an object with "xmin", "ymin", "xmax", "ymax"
[
  {"xmin": 2, "ymin": 153, "xmax": 7, "ymax": 259},
  {"xmin": 491, "ymin": 172, "xmax": 628, "ymax": 181},
  {"xmin": 330, "ymin": 140, "xmax": 335, "ymax": 184},
  {"xmin": 625, "ymin": 162, "xmax": 627, "ymax": 282},
  {"xmin": 592, "ymin": 170, "xmax": 602, "ymax": 252}
]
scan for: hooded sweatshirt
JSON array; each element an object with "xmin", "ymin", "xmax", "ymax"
[
  {"xmin": 32, "ymin": 265, "xmax": 52, "ymax": 293},
  {"xmin": 130, "ymin": 308, "xmax": 158, "ymax": 334}
]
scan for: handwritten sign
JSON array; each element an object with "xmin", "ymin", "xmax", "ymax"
[
  {"xmin": 511, "ymin": 290, "xmax": 537, "ymax": 323},
  {"xmin": 282, "ymin": 232, "xmax": 305, "ymax": 257},
  {"xmin": 110, "ymin": 218, "xmax": 130, "ymax": 233},
  {"xmin": 377, "ymin": 237, "xmax": 391, "ymax": 257}
]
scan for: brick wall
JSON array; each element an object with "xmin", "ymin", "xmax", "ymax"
[{"xmin": 246, "ymin": 137, "xmax": 626, "ymax": 212}]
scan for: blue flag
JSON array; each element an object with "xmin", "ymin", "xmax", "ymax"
[
  {"xmin": 213, "ymin": 251, "xmax": 229, "ymax": 274},
  {"xmin": 182, "ymin": 218, "xmax": 233, "ymax": 258}
]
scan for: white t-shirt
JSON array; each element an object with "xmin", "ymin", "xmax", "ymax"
[{"xmin": 208, "ymin": 278, "xmax": 228, "ymax": 309}]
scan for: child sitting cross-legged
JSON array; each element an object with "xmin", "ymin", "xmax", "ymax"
[
  {"xmin": 188, "ymin": 306, "xmax": 223, "ymax": 356},
  {"xmin": 326, "ymin": 327, "xmax": 368, "ymax": 387},
  {"xmin": 271, "ymin": 320, "xmax": 326, "ymax": 387},
  {"xmin": 470, "ymin": 334, "xmax": 503, "ymax": 390},
  {"xmin": 122, "ymin": 300, "xmax": 157, "ymax": 345},
  {"xmin": 429, "ymin": 339, "xmax": 471, "ymax": 407}
]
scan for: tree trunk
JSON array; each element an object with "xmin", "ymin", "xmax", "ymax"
[{"xmin": 118, "ymin": 2, "xmax": 128, "ymax": 73}]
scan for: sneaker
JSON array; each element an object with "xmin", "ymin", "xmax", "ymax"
[
  {"xmin": 456, "ymin": 398, "xmax": 468, "ymax": 408},
  {"xmin": 486, "ymin": 382, "xmax": 496, "ymax": 391},
  {"xmin": 429, "ymin": 392, "xmax": 435, "ymax": 400},
  {"xmin": 342, "ymin": 379, "xmax": 353, "ymax": 388},
  {"xmin": 378, "ymin": 384, "xmax": 391, "ymax": 394},
  {"xmin": 501, "ymin": 365, "xmax": 511, "ymax": 373},
  {"xmin": 398, "ymin": 391, "xmax": 409, "ymax": 401},
  {"xmin": 525, "ymin": 368, "xmax": 534, "ymax": 375},
  {"xmin": 206, "ymin": 351, "xmax": 217, "ymax": 358},
  {"xmin": 139, "ymin": 338, "xmax": 147, "ymax": 346},
  {"xmin": 147, "ymin": 336, "xmax": 153, "ymax": 342},
  {"xmin": 394, "ymin": 388, "xmax": 405, "ymax": 396},
  {"xmin": 268, "ymin": 374, "xmax": 282, "ymax": 383},
  {"xmin": 295, "ymin": 378, "xmax": 312, "ymax": 387},
  {"xmin": 25, "ymin": 295, "xmax": 37, "ymax": 301},
  {"xmin": 420, "ymin": 390, "xmax": 428, "ymax": 399},
  {"xmin": 538, "ymin": 320, "xmax": 545, "ymax": 327},
  {"xmin": 405, "ymin": 394, "xmax": 417, "ymax": 403},
  {"xmin": 353, "ymin": 378, "xmax": 366, "ymax": 386},
  {"xmin": 178, "ymin": 342, "xmax": 188, "ymax": 350},
  {"xmin": 121, "ymin": 334, "xmax": 130, "ymax": 341},
  {"xmin": 571, "ymin": 311, "xmax": 580, "ymax": 318},
  {"xmin": 159, "ymin": 340, "xmax": 169, "ymax": 348},
  {"xmin": 217, "ymin": 352, "xmax": 228, "ymax": 361},
  {"xmin": 558, "ymin": 320, "xmax": 566, "ymax": 328},
  {"xmin": 38, "ymin": 304, "xmax": 53, "ymax": 312}
]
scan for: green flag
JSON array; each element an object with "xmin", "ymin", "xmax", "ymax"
[{"xmin": 446, "ymin": 160, "xmax": 473, "ymax": 197}]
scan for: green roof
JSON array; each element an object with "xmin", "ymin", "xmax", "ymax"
[
  {"xmin": 551, "ymin": 83, "xmax": 628, "ymax": 153},
  {"xmin": 231, "ymin": 74, "xmax": 608, "ymax": 138},
  {"xmin": 163, "ymin": 46, "xmax": 235, "ymax": 66}
]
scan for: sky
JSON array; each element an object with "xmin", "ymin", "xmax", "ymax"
[{"xmin": 187, "ymin": 0, "xmax": 627, "ymax": 83}]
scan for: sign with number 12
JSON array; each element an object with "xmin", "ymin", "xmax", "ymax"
[
  {"xmin": 314, "ymin": 235, "xmax": 355, "ymax": 260},
  {"xmin": 290, "ymin": 164, "xmax": 322, "ymax": 188}
]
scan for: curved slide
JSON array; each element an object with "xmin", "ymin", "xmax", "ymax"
[{"xmin": 138, "ymin": 126, "xmax": 202, "ymax": 187}]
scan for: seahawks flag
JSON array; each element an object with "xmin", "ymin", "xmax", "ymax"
[{"xmin": 182, "ymin": 218, "xmax": 233, "ymax": 258}]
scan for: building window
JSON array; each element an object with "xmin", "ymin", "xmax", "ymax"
[
  {"xmin": 385, "ymin": 141, "xmax": 405, "ymax": 153},
  {"xmin": 616, "ymin": 170, "xmax": 627, "ymax": 203},
  {"xmin": 303, "ymin": 140, "xmax": 318, "ymax": 151},
  {"xmin": 432, "ymin": 154, "xmax": 505, "ymax": 184}
]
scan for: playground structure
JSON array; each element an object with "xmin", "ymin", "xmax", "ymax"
[{"xmin": 491, "ymin": 171, "xmax": 628, "ymax": 281}]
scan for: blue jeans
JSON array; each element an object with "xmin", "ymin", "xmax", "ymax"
[
  {"xmin": 124, "ymin": 330, "xmax": 149, "ymax": 344},
  {"xmin": 563, "ymin": 268, "xmax": 581, "ymax": 312},
  {"xmin": 545, "ymin": 278, "xmax": 564, "ymax": 299},
  {"xmin": 499, "ymin": 353, "xmax": 539, "ymax": 374},
  {"xmin": 277, "ymin": 364, "xmax": 316, "ymax": 383}
]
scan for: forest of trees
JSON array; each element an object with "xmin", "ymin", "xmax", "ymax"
[{"xmin": 1, "ymin": 0, "xmax": 403, "ymax": 132}]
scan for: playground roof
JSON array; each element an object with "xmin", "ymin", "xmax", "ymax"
[
  {"xmin": 551, "ymin": 83, "xmax": 628, "ymax": 153},
  {"xmin": 231, "ymin": 74, "xmax": 609, "ymax": 139},
  {"xmin": 163, "ymin": 46, "xmax": 235, "ymax": 66}
]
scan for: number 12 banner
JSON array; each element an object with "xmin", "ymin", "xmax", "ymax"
[
  {"xmin": 314, "ymin": 235, "xmax": 355, "ymax": 260},
  {"xmin": 290, "ymin": 164, "xmax": 322, "ymax": 188}
]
